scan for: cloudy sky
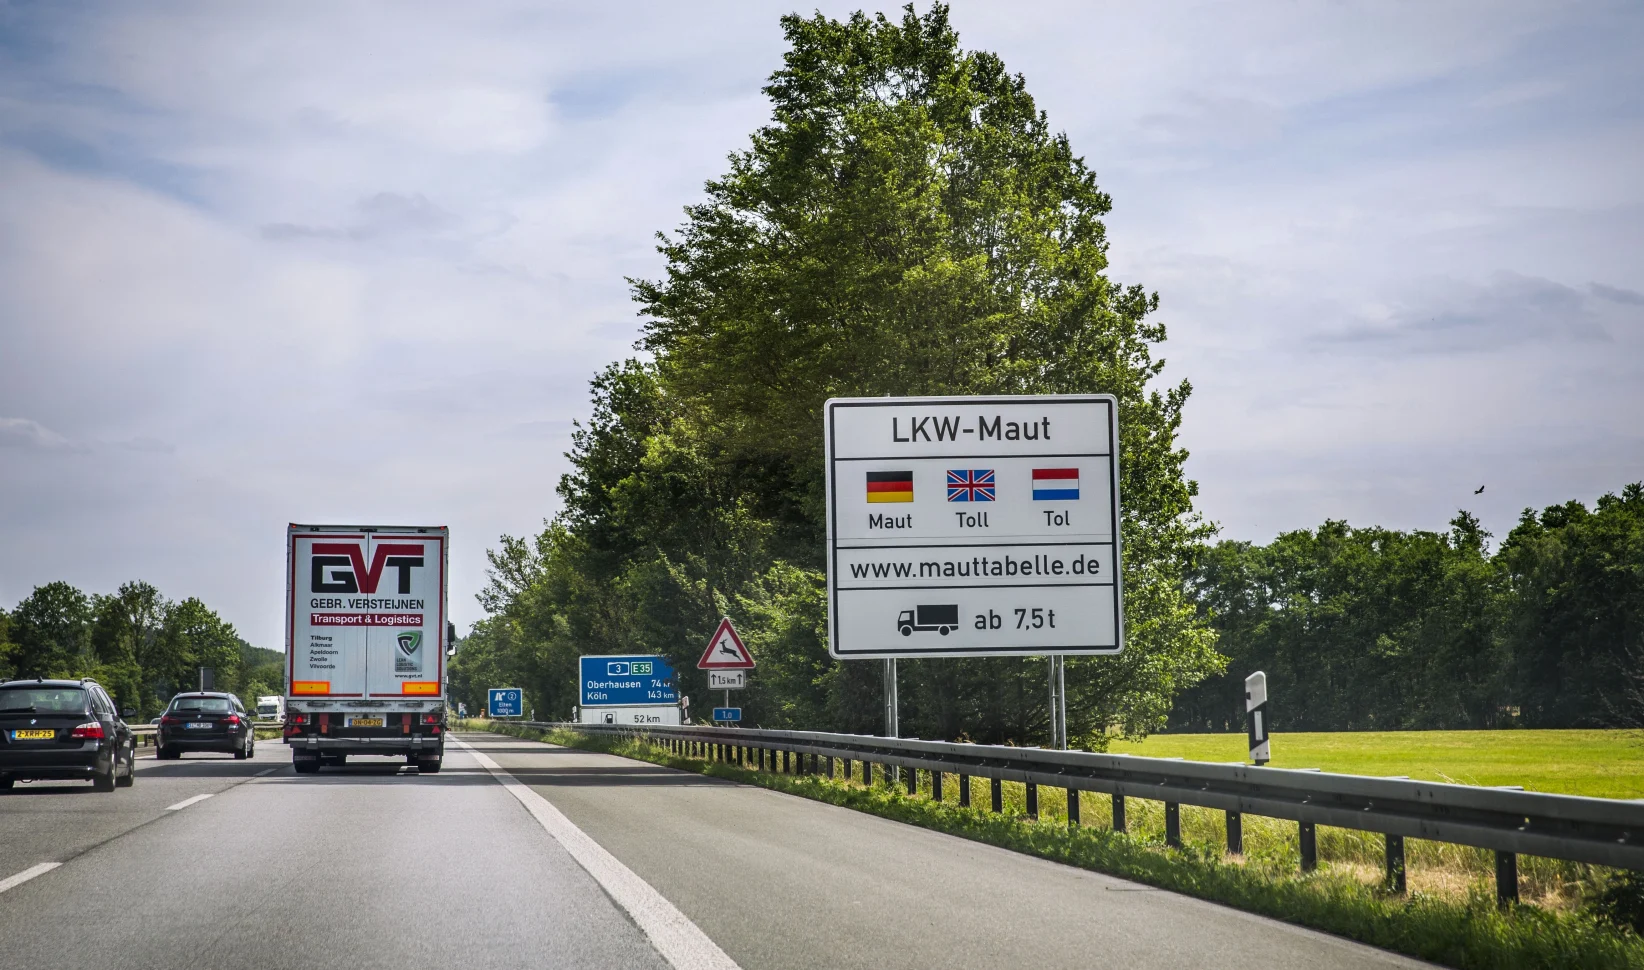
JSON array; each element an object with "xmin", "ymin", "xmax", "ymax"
[{"xmin": 1, "ymin": 1, "xmax": 1640, "ymax": 650}]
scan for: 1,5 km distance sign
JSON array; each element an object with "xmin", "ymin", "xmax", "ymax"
[{"xmin": 824, "ymin": 395, "xmax": 1122, "ymax": 659}]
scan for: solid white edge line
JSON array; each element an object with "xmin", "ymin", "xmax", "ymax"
[
  {"xmin": 165, "ymin": 793, "xmax": 213, "ymax": 811},
  {"xmin": 254, "ymin": 768, "xmax": 278, "ymax": 777},
  {"xmin": 452, "ymin": 737, "xmax": 740, "ymax": 970},
  {"xmin": 0, "ymin": 862, "xmax": 61, "ymax": 895}
]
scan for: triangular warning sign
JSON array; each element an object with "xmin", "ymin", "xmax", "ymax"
[{"xmin": 697, "ymin": 617, "xmax": 755, "ymax": 669}]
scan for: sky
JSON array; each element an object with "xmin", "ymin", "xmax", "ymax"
[{"xmin": 1, "ymin": 1, "xmax": 1640, "ymax": 651}]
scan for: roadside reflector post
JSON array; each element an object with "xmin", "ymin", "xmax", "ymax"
[
  {"xmin": 1245, "ymin": 671, "xmax": 1270, "ymax": 766},
  {"xmin": 1164, "ymin": 802, "xmax": 1181, "ymax": 847},
  {"xmin": 991, "ymin": 777, "xmax": 1004, "ymax": 814},
  {"xmin": 1386, "ymin": 834, "xmax": 1406, "ymax": 894},
  {"xmin": 1026, "ymin": 783, "xmax": 1039, "ymax": 819},
  {"xmin": 1067, "ymin": 789, "xmax": 1080, "ymax": 826},
  {"xmin": 843, "ymin": 758, "xmax": 852, "ymax": 780},
  {"xmin": 1112, "ymin": 794, "xmax": 1127, "ymax": 833},
  {"xmin": 863, "ymin": 761, "xmax": 873, "ymax": 786},
  {"xmin": 1300, "ymin": 822, "xmax": 1318, "ymax": 872},
  {"xmin": 782, "ymin": 749, "xmax": 790, "ymax": 773},
  {"xmin": 959, "ymin": 774, "xmax": 971, "ymax": 807},
  {"xmin": 826, "ymin": 756, "xmax": 834, "ymax": 778},
  {"xmin": 1226, "ymin": 811, "xmax": 1243, "ymax": 855},
  {"xmin": 1496, "ymin": 851, "xmax": 1518, "ymax": 908},
  {"xmin": 907, "ymin": 766, "xmax": 917, "ymax": 795},
  {"xmin": 931, "ymin": 771, "xmax": 943, "ymax": 801}
]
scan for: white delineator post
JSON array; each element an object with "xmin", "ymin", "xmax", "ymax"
[{"xmin": 1245, "ymin": 670, "xmax": 1270, "ymax": 765}]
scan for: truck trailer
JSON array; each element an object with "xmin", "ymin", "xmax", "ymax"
[{"xmin": 284, "ymin": 524, "xmax": 449, "ymax": 773}]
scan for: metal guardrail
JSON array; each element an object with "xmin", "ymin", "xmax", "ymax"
[{"xmin": 517, "ymin": 720, "xmax": 1644, "ymax": 904}]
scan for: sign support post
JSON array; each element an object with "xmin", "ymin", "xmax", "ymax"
[{"xmin": 1048, "ymin": 655, "xmax": 1067, "ymax": 749}]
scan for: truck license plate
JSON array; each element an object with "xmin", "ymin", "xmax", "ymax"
[
  {"xmin": 348, "ymin": 716, "xmax": 384, "ymax": 728},
  {"xmin": 186, "ymin": 722, "xmax": 211, "ymax": 729},
  {"xmin": 11, "ymin": 729, "xmax": 53, "ymax": 740}
]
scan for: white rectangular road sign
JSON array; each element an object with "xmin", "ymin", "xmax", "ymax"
[
  {"xmin": 708, "ymin": 670, "xmax": 746, "ymax": 690},
  {"xmin": 824, "ymin": 395, "xmax": 1121, "ymax": 659}
]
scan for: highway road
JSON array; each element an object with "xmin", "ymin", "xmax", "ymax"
[{"xmin": 0, "ymin": 733, "xmax": 1435, "ymax": 970}]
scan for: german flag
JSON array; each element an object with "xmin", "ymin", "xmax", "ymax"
[{"xmin": 866, "ymin": 470, "xmax": 914, "ymax": 503}]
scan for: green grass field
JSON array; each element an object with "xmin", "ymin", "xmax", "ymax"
[{"xmin": 1106, "ymin": 729, "xmax": 1644, "ymax": 799}]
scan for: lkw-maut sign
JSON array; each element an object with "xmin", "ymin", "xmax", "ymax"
[{"xmin": 824, "ymin": 395, "xmax": 1122, "ymax": 659}]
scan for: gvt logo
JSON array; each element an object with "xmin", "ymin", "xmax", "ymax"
[{"xmin": 311, "ymin": 543, "xmax": 425, "ymax": 594}]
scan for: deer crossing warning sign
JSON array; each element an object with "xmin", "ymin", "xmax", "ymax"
[{"xmin": 697, "ymin": 617, "xmax": 755, "ymax": 669}]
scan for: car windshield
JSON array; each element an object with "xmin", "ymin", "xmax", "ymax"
[
  {"xmin": 0, "ymin": 686, "xmax": 87, "ymax": 713},
  {"xmin": 171, "ymin": 697, "xmax": 231, "ymax": 713}
]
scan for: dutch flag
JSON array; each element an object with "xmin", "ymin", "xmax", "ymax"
[{"xmin": 1032, "ymin": 468, "xmax": 1080, "ymax": 501}]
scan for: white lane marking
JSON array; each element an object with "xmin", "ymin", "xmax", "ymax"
[
  {"xmin": 0, "ymin": 862, "xmax": 61, "ymax": 895},
  {"xmin": 453, "ymin": 737, "xmax": 740, "ymax": 970},
  {"xmin": 254, "ymin": 768, "xmax": 278, "ymax": 777},
  {"xmin": 165, "ymin": 793, "xmax": 213, "ymax": 811}
]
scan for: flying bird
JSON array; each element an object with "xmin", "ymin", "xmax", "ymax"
[{"xmin": 1474, "ymin": 485, "xmax": 1486, "ymax": 495}]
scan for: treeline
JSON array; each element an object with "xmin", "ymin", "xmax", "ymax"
[
  {"xmin": 448, "ymin": 8, "xmax": 1220, "ymax": 743},
  {"xmin": 0, "ymin": 580, "xmax": 282, "ymax": 718},
  {"xmin": 1171, "ymin": 487, "xmax": 1644, "ymax": 732}
]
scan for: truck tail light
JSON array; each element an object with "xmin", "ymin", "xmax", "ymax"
[
  {"xmin": 289, "ymin": 713, "xmax": 309, "ymax": 725},
  {"xmin": 70, "ymin": 722, "xmax": 105, "ymax": 740},
  {"xmin": 420, "ymin": 714, "xmax": 441, "ymax": 725}
]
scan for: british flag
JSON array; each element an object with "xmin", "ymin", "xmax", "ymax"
[{"xmin": 946, "ymin": 469, "xmax": 996, "ymax": 502}]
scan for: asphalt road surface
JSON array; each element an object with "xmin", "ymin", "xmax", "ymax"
[{"xmin": 0, "ymin": 733, "xmax": 1435, "ymax": 970}]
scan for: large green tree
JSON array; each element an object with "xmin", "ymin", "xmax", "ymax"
[{"xmin": 459, "ymin": 5, "xmax": 1221, "ymax": 743}]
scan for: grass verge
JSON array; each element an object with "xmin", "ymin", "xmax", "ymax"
[{"xmin": 459, "ymin": 720, "xmax": 1644, "ymax": 970}]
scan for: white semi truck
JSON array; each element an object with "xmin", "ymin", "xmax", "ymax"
[{"xmin": 284, "ymin": 524, "xmax": 450, "ymax": 773}]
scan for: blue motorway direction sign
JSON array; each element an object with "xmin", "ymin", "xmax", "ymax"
[
  {"xmin": 487, "ymin": 688, "xmax": 523, "ymax": 717},
  {"xmin": 712, "ymin": 707, "xmax": 742, "ymax": 722},
  {"xmin": 580, "ymin": 655, "xmax": 679, "ymax": 707}
]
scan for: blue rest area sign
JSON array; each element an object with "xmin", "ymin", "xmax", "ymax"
[
  {"xmin": 488, "ymin": 688, "xmax": 523, "ymax": 718},
  {"xmin": 712, "ymin": 707, "xmax": 741, "ymax": 722},
  {"xmin": 580, "ymin": 655, "xmax": 679, "ymax": 707}
]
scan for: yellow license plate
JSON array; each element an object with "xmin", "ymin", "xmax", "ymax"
[
  {"xmin": 349, "ymin": 717, "xmax": 384, "ymax": 728},
  {"xmin": 12, "ymin": 729, "xmax": 54, "ymax": 740}
]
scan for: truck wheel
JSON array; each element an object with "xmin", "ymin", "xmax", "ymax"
[
  {"xmin": 416, "ymin": 757, "xmax": 442, "ymax": 774},
  {"xmin": 900, "ymin": 626, "xmax": 912, "ymax": 636},
  {"xmin": 293, "ymin": 758, "xmax": 318, "ymax": 774},
  {"xmin": 1, "ymin": 777, "xmax": 14, "ymax": 790},
  {"xmin": 939, "ymin": 626, "xmax": 950, "ymax": 635}
]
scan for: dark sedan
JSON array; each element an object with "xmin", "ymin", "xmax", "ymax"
[
  {"xmin": 158, "ymin": 692, "xmax": 255, "ymax": 759},
  {"xmin": 0, "ymin": 678, "xmax": 137, "ymax": 792}
]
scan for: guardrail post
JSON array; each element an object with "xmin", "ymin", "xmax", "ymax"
[
  {"xmin": 863, "ymin": 761, "xmax": 873, "ymax": 786},
  {"xmin": 1496, "ymin": 851, "xmax": 1518, "ymax": 908},
  {"xmin": 1164, "ymin": 802, "xmax": 1180, "ymax": 847},
  {"xmin": 826, "ymin": 756, "xmax": 834, "ymax": 779},
  {"xmin": 959, "ymin": 774, "xmax": 971, "ymax": 807},
  {"xmin": 1112, "ymin": 794, "xmax": 1126, "ymax": 833},
  {"xmin": 843, "ymin": 758, "xmax": 852, "ymax": 780},
  {"xmin": 1299, "ymin": 822, "xmax": 1317, "ymax": 872},
  {"xmin": 932, "ymin": 771, "xmax": 943, "ymax": 802},
  {"xmin": 907, "ymin": 766, "xmax": 918, "ymax": 795},
  {"xmin": 1385, "ymin": 834, "xmax": 1405, "ymax": 894},
  {"xmin": 1226, "ymin": 811, "xmax": 1242, "ymax": 855},
  {"xmin": 1067, "ymin": 789, "xmax": 1080, "ymax": 826},
  {"xmin": 1026, "ymin": 783, "xmax": 1038, "ymax": 819},
  {"xmin": 991, "ymin": 777, "xmax": 1003, "ymax": 813}
]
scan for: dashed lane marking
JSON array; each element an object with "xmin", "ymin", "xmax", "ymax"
[
  {"xmin": 0, "ymin": 862, "xmax": 61, "ymax": 896},
  {"xmin": 165, "ymin": 793, "xmax": 213, "ymax": 811}
]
